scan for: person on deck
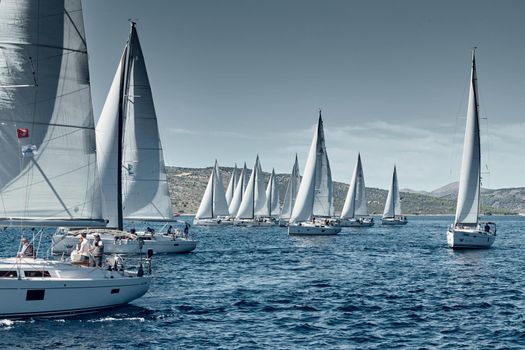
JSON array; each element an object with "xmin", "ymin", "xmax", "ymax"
[
  {"xmin": 76, "ymin": 234, "xmax": 91, "ymax": 266},
  {"xmin": 17, "ymin": 238, "xmax": 34, "ymax": 258},
  {"xmin": 90, "ymin": 234, "xmax": 104, "ymax": 267}
]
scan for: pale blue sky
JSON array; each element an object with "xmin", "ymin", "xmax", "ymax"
[{"xmin": 83, "ymin": 0, "xmax": 525, "ymax": 191}]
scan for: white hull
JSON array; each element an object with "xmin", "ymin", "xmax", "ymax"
[
  {"xmin": 0, "ymin": 258, "xmax": 149, "ymax": 318},
  {"xmin": 52, "ymin": 231, "xmax": 197, "ymax": 255},
  {"xmin": 338, "ymin": 218, "xmax": 374, "ymax": 227},
  {"xmin": 288, "ymin": 223, "xmax": 341, "ymax": 235},
  {"xmin": 447, "ymin": 227, "xmax": 496, "ymax": 249},
  {"xmin": 381, "ymin": 217, "xmax": 408, "ymax": 225},
  {"xmin": 193, "ymin": 218, "xmax": 233, "ymax": 226},
  {"xmin": 233, "ymin": 219, "xmax": 276, "ymax": 227}
]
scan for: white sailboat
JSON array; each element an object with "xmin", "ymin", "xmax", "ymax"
[
  {"xmin": 340, "ymin": 153, "xmax": 374, "ymax": 227},
  {"xmin": 225, "ymin": 164, "xmax": 239, "ymax": 207},
  {"xmin": 265, "ymin": 169, "xmax": 281, "ymax": 219},
  {"xmin": 52, "ymin": 22, "xmax": 196, "ymax": 254},
  {"xmin": 381, "ymin": 166, "xmax": 407, "ymax": 225},
  {"xmin": 447, "ymin": 50, "xmax": 495, "ymax": 249},
  {"xmin": 0, "ymin": 0, "xmax": 149, "ymax": 318},
  {"xmin": 193, "ymin": 161, "xmax": 231, "ymax": 226},
  {"xmin": 288, "ymin": 112, "xmax": 341, "ymax": 235},
  {"xmin": 279, "ymin": 155, "xmax": 301, "ymax": 226},
  {"xmin": 228, "ymin": 162, "xmax": 249, "ymax": 217},
  {"xmin": 234, "ymin": 156, "xmax": 274, "ymax": 227}
]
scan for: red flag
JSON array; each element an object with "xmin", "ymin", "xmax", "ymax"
[{"xmin": 17, "ymin": 128, "xmax": 29, "ymax": 138}]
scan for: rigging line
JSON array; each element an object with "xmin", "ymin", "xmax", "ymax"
[
  {"xmin": 63, "ymin": 8, "xmax": 87, "ymax": 50},
  {"xmin": 30, "ymin": 159, "xmax": 72, "ymax": 218},
  {"xmin": 0, "ymin": 42, "xmax": 87, "ymax": 54}
]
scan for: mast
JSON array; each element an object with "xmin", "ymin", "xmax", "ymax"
[{"xmin": 211, "ymin": 162, "xmax": 215, "ymax": 219}]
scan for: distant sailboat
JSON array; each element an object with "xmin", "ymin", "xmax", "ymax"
[
  {"xmin": 288, "ymin": 112, "xmax": 341, "ymax": 235},
  {"xmin": 381, "ymin": 166, "xmax": 407, "ymax": 225},
  {"xmin": 234, "ymin": 156, "xmax": 274, "ymax": 227},
  {"xmin": 194, "ymin": 161, "xmax": 231, "ymax": 226},
  {"xmin": 225, "ymin": 164, "xmax": 239, "ymax": 207},
  {"xmin": 279, "ymin": 155, "xmax": 301, "ymax": 226},
  {"xmin": 53, "ymin": 22, "xmax": 196, "ymax": 254},
  {"xmin": 447, "ymin": 49, "xmax": 495, "ymax": 249},
  {"xmin": 228, "ymin": 162, "xmax": 249, "ymax": 217},
  {"xmin": 265, "ymin": 169, "xmax": 281, "ymax": 219},
  {"xmin": 340, "ymin": 153, "xmax": 374, "ymax": 227},
  {"xmin": 0, "ymin": 1, "xmax": 150, "ymax": 317}
]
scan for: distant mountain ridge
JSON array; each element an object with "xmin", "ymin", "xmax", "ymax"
[{"xmin": 166, "ymin": 166, "xmax": 518, "ymax": 215}]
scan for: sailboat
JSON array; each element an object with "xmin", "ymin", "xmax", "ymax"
[
  {"xmin": 225, "ymin": 164, "xmax": 239, "ymax": 207},
  {"xmin": 264, "ymin": 169, "xmax": 281, "ymax": 220},
  {"xmin": 193, "ymin": 161, "xmax": 231, "ymax": 226},
  {"xmin": 228, "ymin": 162, "xmax": 249, "ymax": 217},
  {"xmin": 288, "ymin": 112, "xmax": 341, "ymax": 235},
  {"xmin": 340, "ymin": 153, "xmax": 374, "ymax": 227},
  {"xmin": 234, "ymin": 156, "xmax": 274, "ymax": 227},
  {"xmin": 381, "ymin": 166, "xmax": 407, "ymax": 225},
  {"xmin": 0, "ymin": 0, "xmax": 149, "ymax": 318},
  {"xmin": 52, "ymin": 22, "xmax": 196, "ymax": 254},
  {"xmin": 279, "ymin": 155, "xmax": 301, "ymax": 226},
  {"xmin": 447, "ymin": 50, "xmax": 495, "ymax": 249}
]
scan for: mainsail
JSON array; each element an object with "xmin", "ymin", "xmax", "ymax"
[
  {"xmin": 0, "ymin": 0, "xmax": 104, "ymax": 226},
  {"xmin": 265, "ymin": 169, "xmax": 280, "ymax": 217},
  {"xmin": 455, "ymin": 51, "xmax": 481, "ymax": 226},
  {"xmin": 236, "ymin": 156, "xmax": 267, "ymax": 219},
  {"xmin": 290, "ymin": 112, "xmax": 334, "ymax": 223},
  {"xmin": 195, "ymin": 161, "xmax": 229, "ymax": 219},
  {"xmin": 341, "ymin": 153, "xmax": 368, "ymax": 219},
  {"xmin": 97, "ymin": 23, "xmax": 174, "ymax": 229},
  {"xmin": 383, "ymin": 166, "xmax": 402, "ymax": 218},
  {"xmin": 280, "ymin": 155, "xmax": 301, "ymax": 221},
  {"xmin": 225, "ymin": 164, "xmax": 239, "ymax": 207},
  {"xmin": 228, "ymin": 162, "xmax": 248, "ymax": 216}
]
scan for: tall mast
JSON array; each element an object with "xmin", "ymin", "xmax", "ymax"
[{"xmin": 472, "ymin": 48, "xmax": 481, "ymax": 222}]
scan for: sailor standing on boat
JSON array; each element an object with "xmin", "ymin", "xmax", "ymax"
[
  {"xmin": 17, "ymin": 238, "xmax": 34, "ymax": 258},
  {"xmin": 90, "ymin": 234, "xmax": 104, "ymax": 267},
  {"xmin": 76, "ymin": 234, "xmax": 91, "ymax": 266}
]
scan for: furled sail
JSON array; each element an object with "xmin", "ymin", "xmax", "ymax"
[{"xmin": 0, "ymin": 0, "xmax": 104, "ymax": 226}]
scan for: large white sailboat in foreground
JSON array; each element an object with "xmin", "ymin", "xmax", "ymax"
[
  {"xmin": 288, "ymin": 112, "xmax": 341, "ymax": 235},
  {"xmin": 193, "ymin": 161, "xmax": 231, "ymax": 226},
  {"xmin": 447, "ymin": 50, "xmax": 495, "ymax": 249},
  {"xmin": 0, "ymin": 0, "xmax": 149, "ymax": 318},
  {"xmin": 381, "ymin": 166, "xmax": 407, "ymax": 225},
  {"xmin": 52, "ymin": 22, "xmax": 196, "ymax": 254},
  {"xmin": 279, "ymin": 155, "xmax": 301, "ymax": 226},
  {"xmin": 340, "ymin": 154, "xmax": 374, "ymax": 227}
]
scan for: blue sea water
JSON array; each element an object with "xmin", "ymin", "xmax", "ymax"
[{"xmin": 1, "ymin": 215, "xmax": 525, "ymax": 349}]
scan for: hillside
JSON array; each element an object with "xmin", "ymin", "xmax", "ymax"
[{"xmin": 166, "ymin": 166, "xmax": 516, "ymax": 215}]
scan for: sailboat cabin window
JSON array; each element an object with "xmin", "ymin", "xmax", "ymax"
[
  {"xmin": 24, "ymin": 271, "xmax": 51, "ymax": 278},
  {"xmin": 0, "ymin": 271, "xmax": 17, "ymax": 278}
]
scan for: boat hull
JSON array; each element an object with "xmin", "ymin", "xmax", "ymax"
[
  {"xmin": 0, "ymin": 258, "xmax": 150, "ymax": 319},
  {"xmin": 447, "ymin": 227, "xmax": 496, "ymax": 249},
  {"xmin": 52, "ymin": 233, "xmax": 197, "ymax": 255},
  {"xmin": 339, "ymin": 218, "xmax": 374, "ymax": 227},
  {"xmin": 193, "ymin": 218, "xmax": 233, "ymax": 226},
  {"xmin": 233, "ymin": 219, "xmax": 275, "ymax": 227},
  {"xmin": 288, "ymin": 223, "xmax": 341, "ymax": 235},
  {"xmin": 381, "ymin": 217, "xmax": 408, "ymax": 225}
]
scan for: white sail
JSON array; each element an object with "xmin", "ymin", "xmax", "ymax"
[
  {"xmin": 341, "ymin": 153, "xmax": 368, "ymax": 219},
  {"xmin": 0, "ymin": 0, "xmax": 104, "ymax": 226},
  {"xmin": 280, "ymin": 155, "xmax": 301, "ymax": 221},
  {"xmin": 383, "ymin": 166, "xmax": 402, "ymax": 218},
  {"xmin": 121, "ymin": 25, "xmax": 173, "ymax": 222},
  {"xmin": 225, "ymin": 164, "xmax": 239, "ymax": 207},
  {"xmin": 455, "ymin": 52, "xmax": 481, "ymax": 225},
  {"xmin": 228, "ymin": 162, "xmax": 248, "ymax": 216},
  {"xmin": 265, "ymin": 169, "xmax": 281, "ymax": 217},
  {"xmin": 236, "ymin": 156, "xmax": 267, "ymax": 219},
  {"xmin": 195, "ymin": 161, "xmax": 230, "ymax": 219},
  {"xmin": 290, "ymin": 113, "xmax": 334, "ymax": 223}
]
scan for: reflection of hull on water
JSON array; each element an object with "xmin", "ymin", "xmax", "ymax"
[
  {"xmin": 52, "ymin": 229, "xmax": 197, "ymax": 255},
  {"xmin": 0, "ymin": 258, "xmax": 150, "ymax": 319},
  {"xmin": 288, "ymin": 222, "xmax": 341, "ymax": 235}
]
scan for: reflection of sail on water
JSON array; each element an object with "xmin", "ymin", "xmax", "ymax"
[
  {"xmin": 341, "ymin": 154, "xmax": 368, "ymax": 219},
  {"xmin": 290, "ymin": 113, "xmax": 334, "ymax": 223},
  {"xmin": 0, "ymin": 0, "xmax": 104, "ymax": 227},
  {"xmin": 97, "ymin": 23, "xmax": 174, "ymax": 229}
]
